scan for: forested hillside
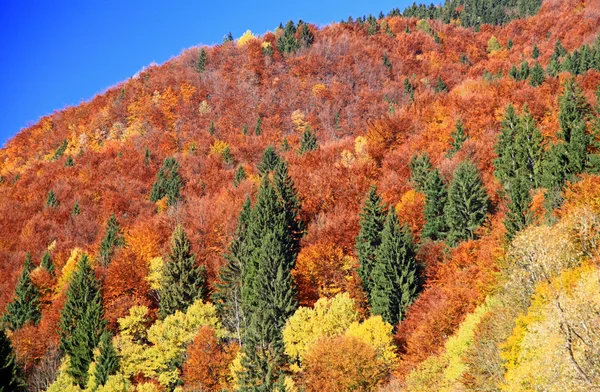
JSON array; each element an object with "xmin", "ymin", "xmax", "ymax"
[{"xmin": 1, "ymin": 0, "xmax": 600, "ymax": 390}]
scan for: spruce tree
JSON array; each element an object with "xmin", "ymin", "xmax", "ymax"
[
  {"xmin": 272, "ymin": 160, "xmax": 303, "ymax": 260},
  {"xmin": 370, "ymin": 210, "xmax": 418, "ymax": 326},
  {"xmin": 422, "ymin": 169, "xmax": 448, "ymax": 241},
  {"xmin": 159, "ymin": 225, "xmax": 207, "ymax": 318},
  {"xmin": 559, "ymin": 79, "xmax": 590, "ymax": 177},
  {"xmin": 494, "ymin": 104, "xmax": 521, "ymax": 185},
  {"xmin": 298, "ymin": 126, "xmax": 318, "ymax": 154},
  {"xmin": 59, "ymin": 254, "xmax": 106, "ymax": 388},
  {"xmin": 257, "ymin": 146, "xmax": 282, "ymax": 175},
  {"xmin": 149, "ymin": 157, "xmax": 183, "ymax": 206},
  {"xmin": 255, "ymin": 116, "xmax": 262, "ymax": 136},
  {"xmin": 435, "ymin": 76, "xmax": 448, "ymax": 93},
  {"xmin": 4, "ymin": 253, "xmax": 41, "ymax": 331},
  {"xmin": 447, "ymin": 119, "xmax": 468, "ymax": 156},
  {"xmin": 93, "ymin": 330, "xmax": 118, "ymax": 387},
  {"xmin": 46, "ymin": 190, "xmax": 59, "ymax": 208},
  {"xmin": 213, "ymin": 198, "xmax": 252, "ymax": 344},
  {"xmin": 65, "ymin": 156, "xmax": 75, "ymax": 167},
  {"xmin": 299, "ymin": 23, "xmax": 314, "ymax": 48},
  {"xmin": 196, "ymin": 48, "xmax": 207, "ymax": 72},
  {"xmin": 209, "ymin": 121, "xmax": 216, "ymax": 135},
  {"xmin": 277, "ymin": 21, "xmax": 299, "ymax": 55},
  {"xmin": 504, "ymin": 175, "xmax": 532, "ymax": 241},
  {"xmin": 529, "ymin": 62, "xmax": 545, "ymax": 87},
  {"xmin": 41, "ymin": 250, "xmax": 55, "ymax": 274},
  {"xmin": 72, "ymin": 200, "xmax": 81, "ymax": 216},
  {"xmin": 445, "ymin": 161, "xmax": 490, "ymax": 245},
  {"xmin": 532, "ymin": 43, "xmax": 540, "ymax": 59},
  {"xmin": 409, "ymin": 152, "xmax": 432, "ymax": 192},
  {"xmin": 514, "ymin": 106, "xmax": 544, "ymax": 188},
  {"xmin": 98, "ymin": 214, "xmax": 125, "ymax": 267},
  {"xmin": 233, "ymin": 166, "xmax": 247, "ymax": 187},
  {"xmin": 356, "ymin": 186, "xmax": 386, "ymax": 301},
  {"xmin": 0, "ymin": 329, "xmax": 26, "ymax": 392}
]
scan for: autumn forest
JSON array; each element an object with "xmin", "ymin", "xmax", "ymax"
[{"xmin": 2, "ymin": 0, "xmax": 600, "ymax": 390}]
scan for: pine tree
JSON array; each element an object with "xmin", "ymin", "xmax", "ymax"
[
  {"xmin": 222, "ymin": 147, "xmax": 235, "ymax": 167},
  {"xmin": 213, "ymin": 198, "xmax": 252, "ymax": 344},
  {"xmin": 299, "ymin": 126, "xmax": 318, "ymax": 154},
  {"xmin": 541, "ymin": 143, "xmax": 569, "ymax": 212},
  {"xmin": 233, "ymin": 166, "xmax": 247, "ymax": 187},
  {"xmin": 434, "ymin": 76, "xmax": 448, "ymax": 93},
  {"xmin": 197, "ymin": 48, "xmax": 207, "ymax": 72},
  {"xmin": 59, "ymin": 254, "xmax": 106, "ymax": 388},
  {"xmin": 209, "ymin": 121, "xmax": 216, "ymax": 135},
  {"xmin": 98, "ymin": 214, "xmax": 125, "ymax": 267},
  {"xmin": 383, "ymin": 54, "xmax": 392, "ymax": 71},
  {"xmin": 3, "ymin": 253, "xmax": 41, "ymax": 330},
  {"xmin": 277, "ymin": 21, "xmax": 299, "ymax": 54},
  {"xmin": 93, "ymin": 330, "xmax": 118, "ymax": 387},
  {"xmin": 46, "ymin": 189, "xmax": 59, "ymax": 208},
  {"xmin": 409, "ymin": 152, "xmax": 432, "ymax": 192},
  {"xmin": 356, "ymin": 186, "xmax": 386, "ymax": 301},
  {"xmin": 144, "ymin": 148, "xmax": 151, "ymax": 166},
  {"xmin": 159, "ymin": 225, "xmax": 207, "ymax": 318},
  {"xmin": 257, "ymin": 146, "xmax": 282, "ymax": 175},
  {"xmin": 0, "ymin": 329, "xmax": 26, "ymax": 392},
  {"xmin": 255, "ymin": 116, "xmax": 262, "ymax": 136},
  {"xmin": 532, "ymin": 43, "xmax": 540, "ymax": 59},
  {"xmin": 447, "ymin": 119, "xmax": 468, "ymax": 156},
  {"xmin": 41, "ymin": 250, "xmax": 55, "ymax": 274},
  {"xmin": 529, "ymin": 62, "xmax": 545, "ymax": 87},
  {"xmin": 504, "ymin": 175, "xmax": 532, "ymax": 241},
  {"xmin": 299, "ymin": 24, "xmax": 314, "ymax": 48},
  {"xmin": 149, "ymin": 157, "xmax": 183, "ymax": 206},
  {"xmin": 445, "ymin": 161, "xmax": 490, "ymax": 245},
  {"xmin": 559, "ymin": 79, "xmax": 590, "ymax": 177},
  {"xmin": 494, "ymin": 104, "xmax": 521, "ymax": 185},
  {"xmin": 370, "ymin": 210, "xmax": 418, "ymax": 326},
  {"xmin": 422, "ymin": 169, "xmax": 448, "ymax": 241},
  {"xmin": 515, "ymin": 106, "xmax": 545, "ymax": 188},
  {"xmin": 72, "ymin": 200, "xmax": 81, "ymax": 216},
  {"xmin": 65, "ymin": 156, "xmax": 75, "ymax": 167}
]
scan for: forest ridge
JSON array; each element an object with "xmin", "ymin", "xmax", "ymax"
[{"xmin": 1, "ymin": 0, "xmax": 600, "ymax": 390}]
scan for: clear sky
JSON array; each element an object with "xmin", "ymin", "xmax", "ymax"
[{"xmin": 0, "ymin": 0, "xmax": 416, "ymax": 147}]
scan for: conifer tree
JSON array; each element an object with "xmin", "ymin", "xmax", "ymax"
[
  {"xmin": 98, "ymin": 214, "xmax": 125, "ymax": 267},
  {"xmin": 209, "ymin": 121, "xmax": 216, "ymax": 135},
  {"xmin": 504, "ymin": 175, "xmax": 532, "ymax": 241},
  {"xmin": 0, "ymin": 329, "xmax": 26, "ymax": 392},
  {"xmin": 277, "ymin": 21, "xmax": 299, "ymax": 54},
  {"xmin": 445, "ymin": 161, "xmax": 490, "ymax": 245},
  {"xmin": 255, "ymin": 116, "xmax": 262, "ymax": 136},
  {"xmin": 434, "ymin": 76, "xmax": 448, "ymax": 93},
  {"xmin": 422, "ymin": 169, "xmax": 448, "ymax": 241},
  {"xmin": 159, "ymin": 225, "xmax": 207, "ymax": 318},
  {"xmin": 447, "ymin": 119, "xmax": 468, "ymax": 156},
  {"xmin": 532, "ymin": 43, "xmax": 540, "ymax": 59},
  {"xmin": 494, "ymin": 104, "xmax": 521, "ymax": 185},
  {"xmin": 59, "ymin": 254, "xmax": 106, "ymax": 388},
  {"xmin": 3, "ymin": 253, "xmax": 41, "ymax": 330},
  {"xmin": 257, "ymin": 146, "xmax": 282, "ymax": 175},
  {"xmin": 46, "ymin": 190, "xmax": 59, "ymax": 208},
  {"xmin": 559, "ymin": 79, "xmax": 590, "ymax": 177},
  {"xmin": 72, "ymin": 200, "xmax": 81, "ymax": 216},
  {"xmin": 213, "ymin": 197, "xmax": 251, "ymax": 344},
  {"xmin": 272, "ymin": 161, "xmax": 303, "ymax": 259},
  {"xmin": 356, "ymin": 186, "xmax": 386, "ymax": 301},
  {"xmin": 41, "ymin": 250, "xmax": 55, "ymax": 274},
  {"xmin": 197, "ymin": 48, "xmax": 207, "ymax": 72},
  {"xmin": 409, "ymin": 152, "xmax": 432, "ymax": 192},
  {"xmin": 515, "ymin": 106, "xmax": 544, "ymax": 188},
  {"xmin": 149, "ymin": 157, "xmax": 183, "ymax": 206},
  {"xmin": 233, "ymin": 166, "xmax": 247, "ymax": 187},
  {"xmin": 370, "ymin": 210, "xmax": 418, "ymax": 326},
  {"xmin": 299, "ymin": 23, "xmax": 314, "ymax": 48},
  {"xmin": 529, "ymin": 62, "xmax": 545, "ymax": 87},
  {"xmin": 65, "ymin": 156, "xmax": 75, "ymax": 167},
  {"xmin": 299, "ymin": 126, "xmax": 318, "ymax": 154},
  {"xmin": 93, "ymin": 330, "xmax": 118, "ymax": 387}
]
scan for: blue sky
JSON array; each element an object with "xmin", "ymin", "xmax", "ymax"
[{"xmin": 0, "ymin": 0, "xmax": 415, "ymax": 147}]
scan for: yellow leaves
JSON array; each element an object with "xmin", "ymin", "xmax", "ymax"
[
  {"xmin": 291, "ymin": 110, "xmax": 308, "ymax": 132},
  {"xmin": 198, "ymin": 100, "xmax": 212, "ymax": 116},
  {"xmin": 345, "ymin": 316, "xmax": 397, "ymax": 367},
  {"xmin": 487, "ymin": 36, "xmax": 502, "ymax": 54},
  {"xmin": 340, "ymin": 149, "xmax": 356, "ymax": 168},
  {"xmin": 179, "ymin": 82, "xmax": 196, "ymax": 103},
  {"xmin": 125, "ymin": 222, "xmax": 162, "ymax": 263},
  {"xmin": 155, "ymin": 196, "xmax": 168, "ymax": 213},
  {"xmin": 209, "ymin": 140, "xmax": 230, "ymax": 157},
  {"xmin": 56, "ymin": 248, "xmax": 84, "ymax": 294},
  {"xmin": 339, "ymin": 136, "xmax": 371, "ymax": 168},
  {"xmin": 147, "ymin": 257, "xmax": 164, "ymax": 291},
  {"xmin": 237, "ymin": 30, "xmax": 256, "ymax": 47},
  {"xmin": 311, "ymin": 83, "xmax": 328, "ymax": 99}
]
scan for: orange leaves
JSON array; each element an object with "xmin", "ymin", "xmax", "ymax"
[
  {"xmin": 395, "ymin": 190, "xmax": 426, "ymax": 237},
  {"xmin": 182, "ymin": 326, "xmax": 238, "ymax": 392}
]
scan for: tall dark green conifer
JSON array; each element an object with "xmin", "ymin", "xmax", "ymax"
[
  {"xmin": 299, "ymin": 24, "xmax": 314, "ymax": 48},
  {"xmin": 41, "ymin": 250, "xmax": 55, "ymax": 274},
  {"xmin": 46, "ymin": 190, "xmax": 59, "ymax": 208},
  {"xmin": 0, "ymin": 329, "xmax": 26, "ymax": 392},
  {"xmin": 159, "ymin": 225, "xmax": 207, "ymax": 318},
  {"xmin": 93, "ymin": 330, "xmax": 118, "ymax": 387},
  {"xmin": 494, "ymin": 105, "xmax": 521, "ymax": 185},
  {"xmin": 149, "ymin": 157, "xmax": 183, "ymax": 206},
  {"xmin": 233, "ymin": 166, "xmax": 247, "ymax": 187},
  {"xmin": 196, "ymin": 48, "xmax": 207, "ymax": 72},
  {"xmin": 529, "ymin": 62, "xmax": 545, "ymax": 87},
  {"xmin": 298, "ymin": 126, "xmax": 318, "ymax": 154},
  {"xmin": 422, "ymin": 169, "xmax": 448, "ymax": 241},
  {"xmin": 59, "ymin": 254, "xmax": 106, "ymax": 388},
  {"xmin": 277, "ymin": 21, "xmax": 299, "ymax": 54},
  {"xmin": 257, "ymin": 146, "xmax": 282, "ymax": 175},
  {"xmin": 409, "ymin": 152, "xmax": 432, "ymax": 192},
  {"xmin": 98, "ymin": 214, "xmax": 125, "ymax": 267},
  {"xmin": 3, "ymin": 253, "xmax": 41, "ymax": 331},
  {"xmin": 445, "ymin": 161, "xmax": 490, "ymax": 245},
  {"xmin": 447, "ymin": 119, "xmax": 468, "ymax": 156},
  {"xmin": 504, "ymin": 175, "xmax": 532, "ymax": 241},
  {"xmin": 370, "ymin": 210, "xmax": 418, "ymax": 326},
  {"xmin": 356, "ymin": 186, "xmax": 386, "ymax": 301}
]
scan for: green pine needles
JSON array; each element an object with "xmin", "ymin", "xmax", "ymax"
[
  {"xmin": 98, "ymin": 214, "xmax": 125, "ymax": 267},
  {"xmin": 3, "ymin": 253, "xmax": 41, "ymax": 331},
  {"xmin": 149, "ymin": 157, "xmax": 183, "ymax": 206}
]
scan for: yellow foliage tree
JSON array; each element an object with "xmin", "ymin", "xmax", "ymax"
[{"xmin": 237, "ymin": 30, "xmax": 256, "ymax": 47}]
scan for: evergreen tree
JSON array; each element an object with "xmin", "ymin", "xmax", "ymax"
[
  {"xmin": 409, "ymin": 152, "xmax": 432, "ymax": 192},
  {"xmin": 559, "ymin": 78, "xmax": 590, "ymax": 177},
  {"xmin": 383, "ymin": 54, "xmax": 392, "ymax": 71},
  {"xmin": 144, "ymin": 148, "xmax": 151, "ymax": 166},
  {"xmin": 447, "ymin": 119, "xmax": 468, "ymax": 156},
  {"xmin": 299, "ymin": 23, "xmax": 314, "ymax": 48},
  {"xmin": 93, "ymin": 330, "xmax": 118, "ymax": 387},
  {"xmin": 209, "ymin": 121, "xmax": 216, "ymax": 135},
  {"xmin": 223, "ymin": 147, "xmax": 235, "ymax": 167},
  {"xmin": 515, "ymin": 106, "xmax": 545, "ymax": 188},
  {"xmin": 98, "ymin": 214, "xmax": 125, "ymax": 267},
  {"xmin": 242, "ymin": 124, "xmax": 248, "ymax": 136},
  {"xmin": 541, "ymin": 143, "xmax": 569, "ymax": 212},
  {"xmin": 196, "ymin": 48, "xmax": 207, "ymax": 72},
  {"xmin": 504, "ymin": 175, "xmax": 532, "ymax": 241},
  {"xmin": 298, "ymin": 126, "xmax": 318, "ymax": 154},
  {"xmin": 422, "ymin": 169, "xmax": 448, "ymax": 241},
  {"xmin": 532, "ymin": 43, "xmax": 540, "ymax": 59},
  {"xmin": 72, "ymin": 200, "xmax": 81, "ymax": 216},
  {"xmin": 494, "ymin": 104, "xmax": 521, "ymax": 185},
  {"xmin": 529, "ymin": 62, "xmax": 545, "ymax": 87},
  {"xmin": 65, "ymin": 156, "xmax": 75, "ymax": 167},
  {"xmin": 3, "ymin": 253, "xmax": 41, "ymax": 330},
  {"xmin": 149, "ymin": 157, "xmax": 183, "ymax": 206},
  {"xmin": 257, "ymin": 146, "xmax": 282, "ymax": 175},
  {"xmin": 46, "ymin": 190, "xmax": 59, "ymax": 208},
  {"xmin": 233, "ymin": 166, "xmax": 247, "ymax": 187},
  {"xmin": 159, "ymin": 225, "xmax": 207, "ymax": 318},
  {"xmin": 445, "ymin": 161, "xmax": 490, "ymax": 245},
  {"xmin": 404, "ymin": 78, "xmax": 415, "ymax": 100},
  {"xmin": 434, "ymin": 76, "xmax": 448, "ymax": 93},
  {"xmin": 255, "ymin": 116, "xmax": 262, "ymax": 136},
  {"xmin": 0, "ymin": 329, "xmax": 26, "ymax": 392},
  {"xmin": 356, "ymin": 186, "xmax": 386, "ymax": 301},
  {"xmin": 59, "ymin": 254, "xmax": 106, "ymax": 388},
  {"xmin": 41, "ymin": 250, "xmax": 55, "ymax": 274},
  {"xmin": 212, "ymin": 198, "xmax": 252, "ymax": 344},
  {"xmin": 370, "ymin": 210, "xmax": 418, "ymax": 326},
  {"xmin": 277, "ymin": 21, "xmax": 299, "ymax": 55}
]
